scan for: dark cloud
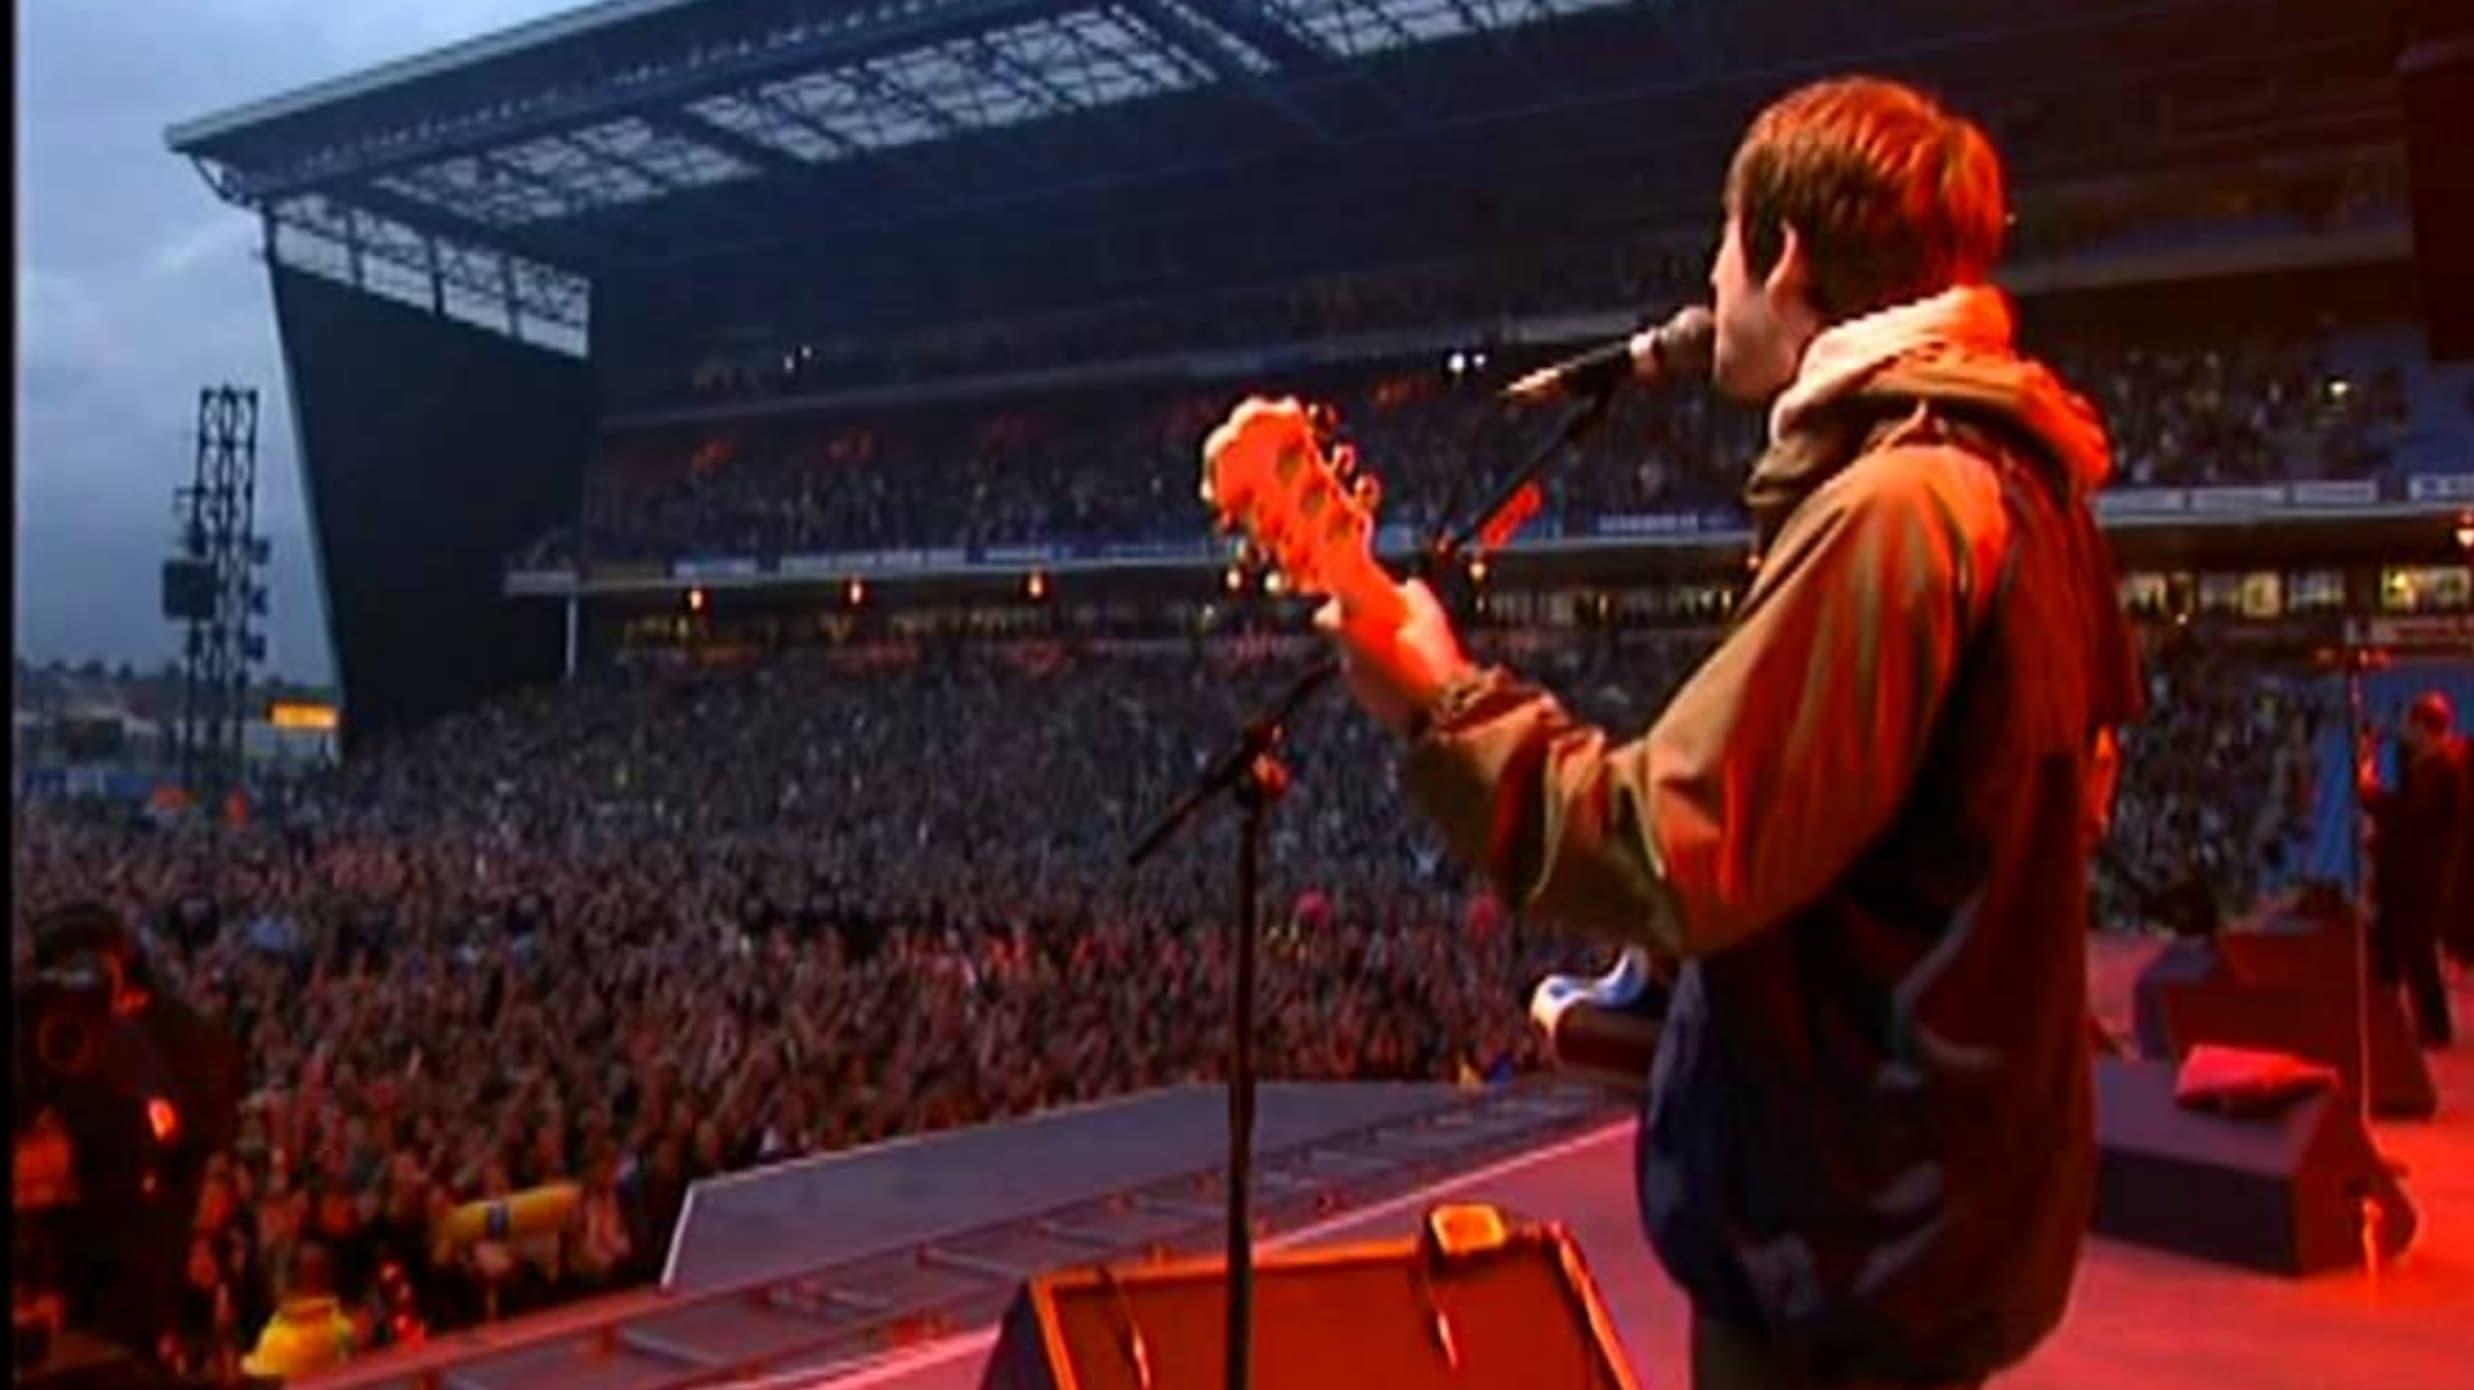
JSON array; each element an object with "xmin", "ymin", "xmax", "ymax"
[{"xmin": 16, "ymin": 0, "xmax": 574, "ymax": 685}]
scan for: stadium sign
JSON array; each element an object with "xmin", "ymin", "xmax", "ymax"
[
  {"xmin": 267, "ymin": 701, "xmax": 339, "ymax": 732},
  {"xmin": 2408, "ymin": 473, "xmax": 2474, "ymax": 503},
  {"xmin": 671, "ymin": 557, "xmax": 761, "ymax": 580},
  {"xmin": 505, "ymin": 567, "xmax": 580, "ymax": 594},
  {"xmin": 2189, "ymin": 484, "xmax": 2295, "ymax": 514},
  {"xmin": 983, "ymin": 543, "xmax": 1067, "ymax": 565},
  {"xmin": 2354, "ymin": 614, "xmax": 2474, "ymax": 649},
  {"xmin": 2098, "ymin": 481, "xmax": 2393, "ymax": 517},
  {"xmin": 2095, "ymin": 489, "xmax": 2189, "ymax": 515},
  {"xmin": 1092, "ymin": 539, "xmax": 1212, "ymax": 562},
  {"xmin": 1594, "ymin": 512, "xmax": 1712, "ymax": 537},
  {"xmin": 2289, "ymin": 479, "xmax": 2382, "ymax": 507}
]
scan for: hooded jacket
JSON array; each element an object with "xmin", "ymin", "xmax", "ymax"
[{"xmin": 1401, "ymin": 285, "xmax": 2142, "ymax": 1381}]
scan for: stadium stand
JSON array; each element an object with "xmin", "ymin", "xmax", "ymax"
[{"xmin": 531, "ymin": 319, "xmax": 2469, "ymax": 570}]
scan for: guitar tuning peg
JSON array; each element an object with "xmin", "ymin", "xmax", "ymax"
[
  {"xmin": 1353, "ymin": 474, "xmax": 1383, "ymax": 510},
  {"xmin": 1330, "ymin": 444, "xmax": 1358, "ymax": 479}
]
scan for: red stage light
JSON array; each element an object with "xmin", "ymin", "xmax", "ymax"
[{"xmin": 147, "ymin": 1097, "xmax": 180, "ymax": 1144}]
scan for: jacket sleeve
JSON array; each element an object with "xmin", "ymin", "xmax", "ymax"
[{"xmin": 1399, "ymin": 446, "xmax": 2000, "ymax": 956}]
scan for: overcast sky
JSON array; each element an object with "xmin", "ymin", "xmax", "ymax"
[{"xmin": 16, "ymin": 0, "xmax": 579, "ymax": 685}]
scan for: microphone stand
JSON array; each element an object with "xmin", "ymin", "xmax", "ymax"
[
  {"xmin": 2339, "ymin": 637, "xmax": 2376, "ymax": 1129},
  {"xmin": 1123, "ymin": 380, "xmax": 1620, "ymax": 1390}
]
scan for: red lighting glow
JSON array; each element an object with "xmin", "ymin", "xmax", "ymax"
[{"xmin": 147, "ymin": 1097, "xmax": 179, "ymax": 1144}]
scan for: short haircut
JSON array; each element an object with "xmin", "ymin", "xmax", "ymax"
[
  {"xmin": 2408, "ymin": 691, "xmax": 2455, "ymax": 735},
  {"xmin": 1725, "ymin": 76, "xmax": 2007, "ymax": 321}
]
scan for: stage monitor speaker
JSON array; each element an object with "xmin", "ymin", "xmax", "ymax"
[
  {"xmin": 2092, "ymin": 1057, "xmax": 2416, "ymax": 1276},
  {"xmin": 981, "ymin": 1206, "xmax": 1639, "ymax": 1390},
  {"xmin": 2165, "ymin": 925, "xmax": 2436, "ymax": 1119},
  {"xmin": 2401, "ymin": 20, "xmax": 2474, "ymax": 360}
]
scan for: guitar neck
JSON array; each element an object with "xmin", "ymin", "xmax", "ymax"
[{"xmin": 1324, "ymin": 546, "xmax": 1408, "ymax": 629}]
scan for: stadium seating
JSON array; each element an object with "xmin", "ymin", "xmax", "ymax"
[{"xmin": 528, "ymin": 321, "xmax": 2473, "ymax": 572}]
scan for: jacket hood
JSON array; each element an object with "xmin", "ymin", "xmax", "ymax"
[{"xmin": 1748, "ymin": 285, "xmax": 2112, "ymax": 523}]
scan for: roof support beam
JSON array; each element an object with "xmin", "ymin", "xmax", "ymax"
[
  {"xmin": 1211, "ymin": 0, "xmax": 1416, "ymax": 129},
  {"xmin": 262, "ymin": 199, "xmax": 588, "ymax": 331},
  {"xmin": 482, "ymin": 151, "xmax": 594, "ymax": 218},
  {"xmin": 1117, "ymin": 0, "xmax": 1336, "ymax": 145},
  {"xmin": 343, "ymin": 180, "xmax": 586, "ymax": 269},
  {"xmin": 841, "ymin": 60, "xmax": 968, "ymax": 139},
  {"xmin": 746, "ymin": 87, "xmax": 963, "ymax": 207},
  {"xmin": 208, "ymin": 0, "xmax": 1063, "ymax": 205},
  {"xmin": 953, "ymin": 33, "xmax": 1078, "ymax": 116},
  {"xmin": 641, "ymin": 107, "xmax": 809, "ymax": 178},
  {"xmin": 1177, "ymin": 0, "xmax": 1329, "ymax": 70},
  {"xmin": 558, "ymin": 132, "xmax": 680, "ymax": 192}
]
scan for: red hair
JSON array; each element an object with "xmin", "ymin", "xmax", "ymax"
[{"xmin": 1726, "ymin": 76, "xmax": 2007, "ymax": 321}]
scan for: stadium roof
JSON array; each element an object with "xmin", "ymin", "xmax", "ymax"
[
  {"xmin": 165, "ymin": 0, "xmax": 1649, "ymax": 339},
  {"xmin": 168, "ymin": 0, "xmax": 2400, "ymax": 349}
]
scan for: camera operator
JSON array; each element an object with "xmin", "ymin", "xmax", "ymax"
[{"xmin": 15, "ymin": 902, "xmax": 246, "ymax": 1385}]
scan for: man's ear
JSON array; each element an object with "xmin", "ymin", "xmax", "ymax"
[{"xmin": 1764, "ymin": 221, "xmax": 1813, "ymax": 309}]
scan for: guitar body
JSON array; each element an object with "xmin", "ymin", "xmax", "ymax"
[{"xmin": 1530, "ymin": 950, "xmax": 1669, "ymax": 1098}]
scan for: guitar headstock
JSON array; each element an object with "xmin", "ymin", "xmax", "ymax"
[{"xmin": 1199, "ymin": 397, "xmax": 1400, "ymax": 623}]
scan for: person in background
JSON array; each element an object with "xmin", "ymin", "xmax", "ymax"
[
  {"xmin": 242, "ymin": 1242, "xmax": 355, "ymax": 1380},
  {"xmin": 2360, "ymin": 692, "xmax": 2463, "ymax": 1047}
]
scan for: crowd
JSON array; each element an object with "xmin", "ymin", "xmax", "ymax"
[
  {"xmin": 2047, "ymin": 340, "xmax": 2412, "ymax": 488},
  {"xmin": 9, "ymin": 614, "xmax": 2386, "ymax": 1374},
  {"xmin": 11, "ymin": 630, "xmax": 1708, "ymax": 1373},
  {"xmin": 2094, "ymin": 627, "xmax": 2330, "ymax": 930},
  {"xmin": 664, "ymin": 153, "xmax": 2405, "ymax": 405},
  {"xmin": 541, "ymin": 319, "xmax": 2431, "ymax": 571}
]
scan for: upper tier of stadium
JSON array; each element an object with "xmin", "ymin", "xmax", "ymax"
[{"xmin": 167, "ymin": 0, "xmax": 2403, "ymax": 362}]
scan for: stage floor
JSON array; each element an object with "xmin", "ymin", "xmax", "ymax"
[{"xmin": 833, "ymin": 942, "xmax": 2474, "ymax": 1390}]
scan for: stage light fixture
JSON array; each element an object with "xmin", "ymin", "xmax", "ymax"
[{"xmin": 846, "ymin": 577, "xmax": 866, "ymax": 606}]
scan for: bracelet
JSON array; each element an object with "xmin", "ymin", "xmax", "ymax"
[{"xmin": 1403, "ymin": 667, "xmax": 1488, "ymax": 746}]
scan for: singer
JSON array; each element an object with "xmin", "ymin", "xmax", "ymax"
[{"xmin": 1319, "ymin": 77, "xmax": 2142, "ymax": 1389}]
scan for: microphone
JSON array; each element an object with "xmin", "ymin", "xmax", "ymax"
[{"xmin": 1501, "ymin": 305, "xmax": 1714, "ymax": 402}]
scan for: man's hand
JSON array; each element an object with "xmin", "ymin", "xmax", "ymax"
[{"xmin": 1314, "ymin": 579, "xmax": 1475, "ymax": 737}]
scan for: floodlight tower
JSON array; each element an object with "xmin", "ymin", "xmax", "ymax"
[{"xmin": 164, "ymin": 386, "xmax": 269, "ymax": 805}]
